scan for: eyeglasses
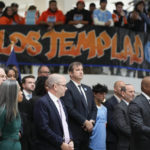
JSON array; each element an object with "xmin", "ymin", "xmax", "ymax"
[{"xmin": 56, "ymin": 83, "xmax": 67, "ymax": 87}]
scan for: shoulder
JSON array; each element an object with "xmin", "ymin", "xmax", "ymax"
[{"xmin": 57, "ymin": 10, "xmax": 64, "ymax": 14}]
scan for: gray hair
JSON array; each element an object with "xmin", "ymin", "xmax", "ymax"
[
  {"xmin": 46, "ymin": 74, "xmax": 64, "ymax": 89},
  {"xmin": 0, "ymin": 80, "xmax": 19, "ymax": 122}
]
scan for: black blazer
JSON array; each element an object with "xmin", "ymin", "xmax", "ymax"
[
  {"xmin": 104, "ymin": 95, "xmax": 119, "ymax": 143},
  {"xmin": 34, "ymin": 93, "xmax": 72, "ymax": 150},
  {"xmin": 62, "ymin": 80, "xmax": 97, "ymax": 140},
  {"xmin": 114, "ymin": 100, "xmax": 131, "ymax": 150},
  {"xmin": 18, "ymin": 94, "xmax": 33, "ymax": 150},
  {"xmin": 128, "ymin": 94, "xmax": 150, "ymax": 150}
]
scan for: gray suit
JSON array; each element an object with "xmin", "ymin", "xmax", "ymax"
[
  {"xmin": 128, "ymin": 94, "xmax": 150, "ymax": 150},
  {"xmin": 114, "ymin": 100, "xmax": 131, "ymax": 150}
]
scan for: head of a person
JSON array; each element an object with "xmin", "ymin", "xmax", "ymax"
[
  {"xmin": 49, "ymin": 0, "xmax": 57, "ymax": 12},
  {"xmin": 5, "ymin": 67, "xmax": 17, "ymax": 80},
  {"xmin": 38, "ymin": 65, "xmax": 50, "ymax": 77},
  {"xmin": 0, "ymin": 1, "xmax": 5, "ymax": 13},
  {"xmin": 114, "ymin": 80, "xmax": 125, "ymax": 99},
  {"xmin": 68, "ymin": 62, "xmax": 84, "ymax": 83},
  {"xmin": 46, "ymin": 74, "xmax": 67, "ymax": 98},
  {"xmin": 89, "ymin": 3, "xmax": 96, "ymax": 12},
  {"xmin": 0, "ymin": 67, "xmax": 6, "ymax": 85},
  {"xmin": 34, "ymin": 76, "xmax": 48, "ymax": 97},
  {"xmin": 28, "ymin": 5, "xmax": 37, "ymax": 11},
  {"xmin": 7, "ymin": 65, "xmax": 19, "ymax": 79},
  {"xmin": 121, "ymin": 84, "xmax": 135, "ymax": 103},
  {"xmin": 11, "ymin": 3, "xmax": 19, "ymax": 14},
  {"xmin": 92, "ymin": 83, "xmax": 108, "ymax": 103},
  {"xmin": 141, "ymin": 76, "xmax": 150, "ymax": 97},
  {"xmin": 115, "ymin": 1, "xmax": 124, "ymax": 14},
  {"xmin": 100, "ymin": 0, "xmax": 107, "ymax": 10},
  {"xmin": 22, "ymin": 75, "xmax": 35, "ymax": 93},
  {"xmin": 0, "ymin": 80, "xmax": 23, "ymax": 122},
  {"xmin": 76, "ymin": 0, "xmax": 85, "ymax": 10},
  {"xmin": 2, "ymin": 6, "xmax": 13, "ymax": 18},
  {"xmin": 135, "ymin": 1, "xmax": 145, "ymax": 12}
]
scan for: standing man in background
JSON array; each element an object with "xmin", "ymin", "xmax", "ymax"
[
  {"xmin": 34, "ymin": 74, "xmax": 73, "ymax": 150},
  {"xmin": 114, "ymin": 84, "xmax": 135, "ymax": 150},
  {"xmin": 104, "ymin": 80, "xmax": 125, "ymax": 150},
  {"xmin": 62, "ymin": 62, "xmax": 97, "ymax": 150},
  {"xmin": 128, "ymin": 76, "xmax": 150, "ymax": 150}
]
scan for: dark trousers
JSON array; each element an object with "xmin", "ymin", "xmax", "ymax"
[
  {"xmin": 74, "ymin": 138, "xmax": 90, "ymax": 150},
  {"xmin": 106, "ymin": 142, "xmax": 117, "ymax": 150}
]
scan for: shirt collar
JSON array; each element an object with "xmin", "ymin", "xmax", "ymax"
[
  {"xmin": 142, "ymin": 92, "xmax": 150, "ymax": 101},
  {"xmin": 71, "ymin": 80, "xmax": 81, "ymax": 87},
  {"xmin": 122, "ymin": 99, "xmax": 129, "ymax": 105},
  {"xmin": 114, "ymin": 94, "xmax": 121, "ymax": 103},
  {"xmin": 23, "ymin": 89, "xmax": 32, "ymax": 100},
  {"xmin": 48, "ymin": 91, "xmax": 59, "ymax": 102}
]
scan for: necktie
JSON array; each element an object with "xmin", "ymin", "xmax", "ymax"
[
  {"xmin": 78, "ymin": 85, "xmax": 87, "ymax": 105},
  {"xmin": 57, "ymin": 99, "xmax": 70, "ymax": 143},
  {"xmin": 27, "ymin": 94, "xmax": 32, "ymax": 100}
]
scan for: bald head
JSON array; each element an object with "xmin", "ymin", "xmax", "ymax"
[
  {"xmin": 141, "ymin": 76, "xmax": 150, "ymax": 96},
  {"xmin": 46, "ymin": 74, "xmax": 67, "ymax": 98},
  {"xmin": 114, "ymin": 80, "xmax": 125, "ymax": 99},
  {"xmin": 0, "ymin": 67, "xmax": 6, "ymax": 85}
]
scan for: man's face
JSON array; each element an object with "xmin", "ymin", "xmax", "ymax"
[
  {"xmin": 70, "ymin": 65, "xmax": 84, "ymax": 81},
  {"xmin": 94, "ymin": 92, "xmax": 106, "ymax": 103},
  {"xmin": 38, "ymin": 66, "xmax": 50, "ymax": 77},
  {"xmin": 49, "ymin": 2, "xmax": 57, "ymax": 12},
  {"xmin": 100, "ymin": 2, "xmax": 107, "ymax": 10},
  {"xmin": 116, "ymin": 4, "xmax": 123, "ymax": 14},
  {"xmin": 22, "ymin": 78, "xmax": 35, "ymax": 92},
  {"xmin": 123, "ymin": 85, "xmax": 135, "ymax": 102},
  {"xmin": 55, "ymin": 77, "xmax": 67, "ymax": 97},
  {"xmin": 77, "ymin": 2, "xmax": 85, "ymax": 10},
  {"xmin": 0, "ymin": 68, "xmax": 6, "ymax": 85}
]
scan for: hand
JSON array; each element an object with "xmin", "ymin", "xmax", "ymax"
[
  {"xmin": 120, "ymin": 11, "xmax": 125, "ymax": 16},
  {"xmin": 105, "ymin": 21, "xmax": 111, "ymax": 26},
  {"xmin": 47, "ymin": 22, "xmax": 54, "ymax": 31},
  {"xmin": 61, "ymin": 142, "xmax": 74, "ymax": 150},
  {"xmin": 68, "ymin": 141, "xmax": 74, "ymax": 150},
  {"xmin": 83, "ymin": 120, "xmax": 93, "ymax": 132}
]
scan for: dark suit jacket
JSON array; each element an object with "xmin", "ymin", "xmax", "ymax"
[
  {"xmin": 114, "ymin": 100, "xmax": 131, "ymax": 150},
  {"xmin": 128, "ymin": 94, "xmax": 150, "ymax": 150},
  {"xmin": 18, "ymin": 94, "xmax": 33, "ymax": 150},
  {"xmin": 104, "ymin": 95, "xmax": 119, "ymax": 143},
  {"xmin": 62, "ymin": 80, "xmax": 97, "ymax": 141},
  {"xmin": 34, "ymin": 93, "xmax": 72, "ymax": 150}
]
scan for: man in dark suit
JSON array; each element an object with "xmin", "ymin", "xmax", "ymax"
[
  {"xmin": 128, "ymin": 76, "xmax": 150, "ymax": 150},
  {"xmin": 62, "ymin": 62, "xmax": 97, "ymax": 150},
  {"xmin": 114, "ymin": 84, "xmax": 135, "ymax": 150},
  {"xmin": 34, "ymin": 74, "xmax": 74, "ymax": 150},
  {"xmin": 104, "ymin": 80, "xmax": 125, "ymax": 150},
  {"xmin": 18, "ymin": 75, "xmax": 36, "ymax": 150}
]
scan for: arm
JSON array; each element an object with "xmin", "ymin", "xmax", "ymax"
[
  {"xmin": 128, "ymin": 102, "xmax": 150, "ymax": 137},
  {"xmin": 105, "ymin": 100, "xmax": 118, "ymax": 135},
  {"xmin": 114, "ymin": 105, "xmax": 131, "ymax": 136},
  {"xmin": 62, "ymin": 89, "xmax": 87, "ymax": 125}
]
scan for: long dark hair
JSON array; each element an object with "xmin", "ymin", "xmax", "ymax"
[{"xmin": 0, "ymin": 80, "xmax": 19, "ymax": 122}]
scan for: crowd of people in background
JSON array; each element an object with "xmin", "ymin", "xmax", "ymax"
[
  {"xmin": 0, "ymin": 0, "xmax": 150, "ymax": 32},
  {"xmin": 0, "ymin": 62, "xmax": 150, "ymax": 150}
]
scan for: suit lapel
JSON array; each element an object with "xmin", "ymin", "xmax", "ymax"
[
  {"xmin": 45, "ymin": 94, "xmax": 63, "ymax": 130},
  {"xmin": 70, "ymin": 81, "xmax": 88, "ymax": 112},
  {"xmin": 141, "ymin": 95, "xmax": 150, "ymax": 114}
]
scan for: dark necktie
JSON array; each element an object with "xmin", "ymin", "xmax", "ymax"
[{"xmin": 78, "ymin": 85, "xmax": 88, "ymax": 105}]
